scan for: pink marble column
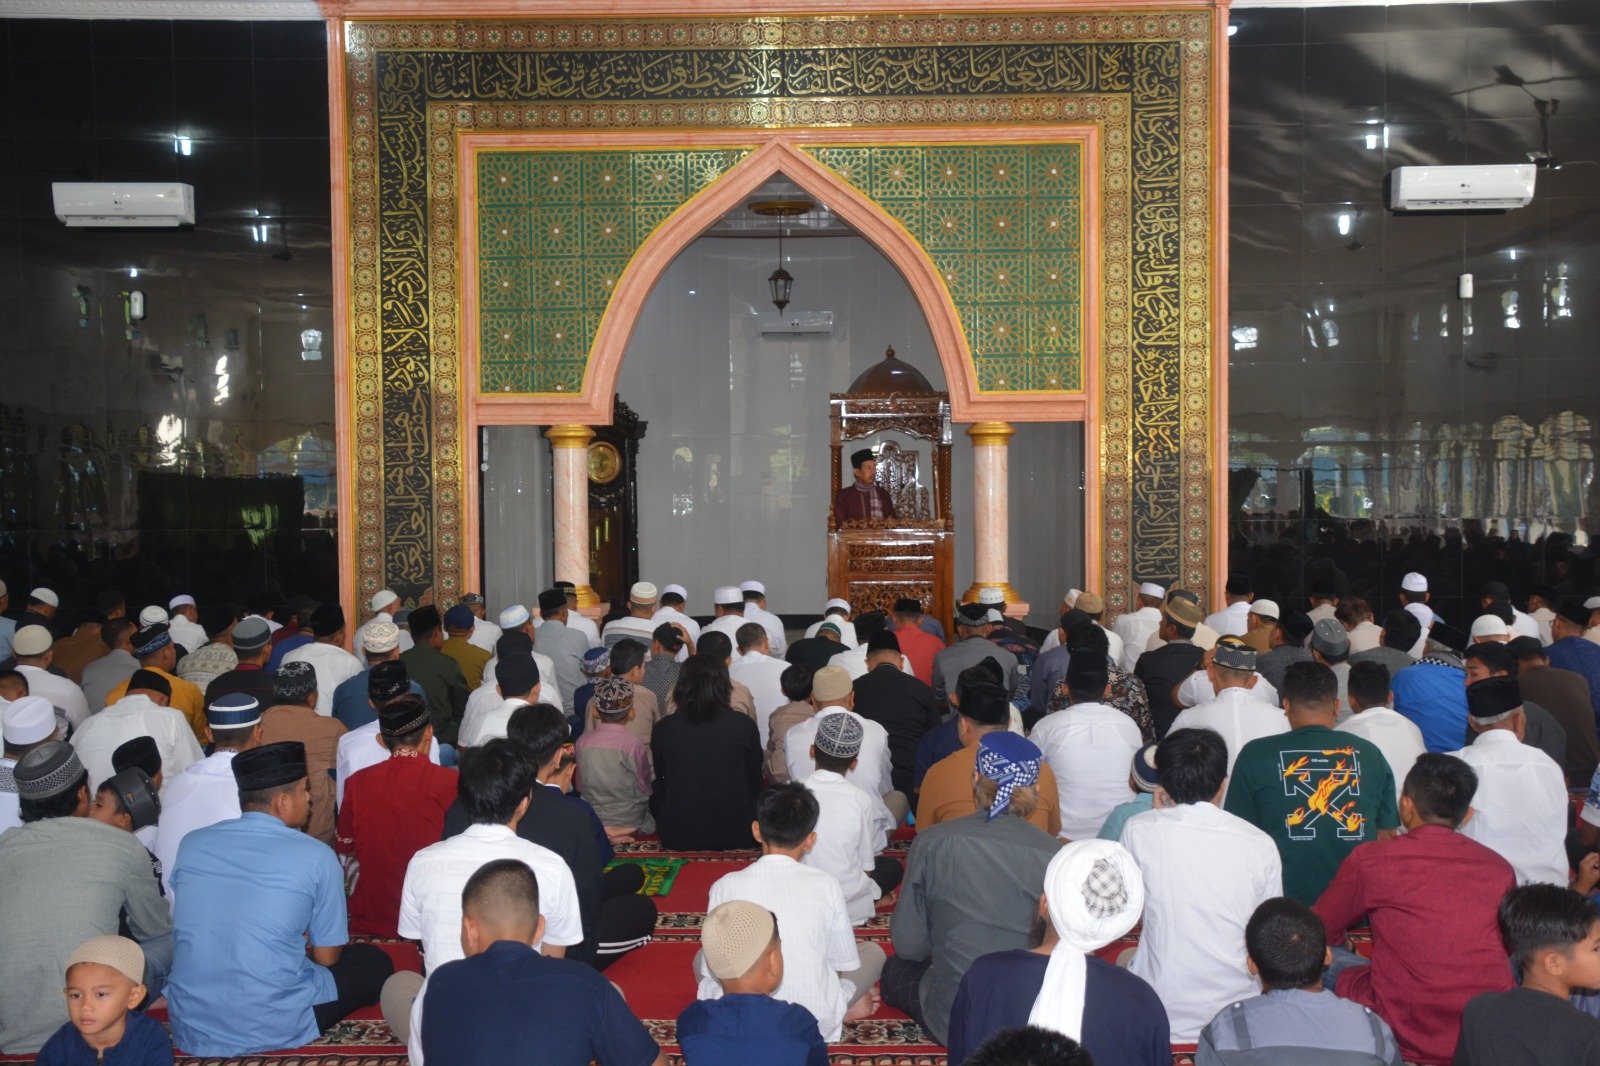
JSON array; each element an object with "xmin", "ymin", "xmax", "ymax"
[
  {"xmin": 964, "ymin": 421, "xmax": 1026, "ymax": 615},
  {"xmin": 546, "ymin": 424, "xmax": 598, "ymax": 608}
]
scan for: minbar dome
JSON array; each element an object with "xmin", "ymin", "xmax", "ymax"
[{"xmin": 847, "ymin": 346, "xmax": 937, "ymax": 396}]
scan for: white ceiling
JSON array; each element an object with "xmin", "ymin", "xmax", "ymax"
[{"xmin": 0, "ymin": 0, "xmax": 1544, "ymax": 18}]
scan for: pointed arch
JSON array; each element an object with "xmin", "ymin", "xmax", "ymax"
[{"xmin": 582, "ymin": 137, "xmax": 980, "ymax": 423}]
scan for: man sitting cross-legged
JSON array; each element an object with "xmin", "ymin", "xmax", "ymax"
[
  {"xmin": 946, "ymin": 839, "xmax": 1168, "ymax": 1066},
  {"xmin": 1312, "ymin": 753, "xmax": 1516, "ymax": 1066},
  {"xmin": 697, "ymin": 783, "xmax": 885, "ymax": 1043},
  {"xmin": 166, "ymin": 741, "xmax": 394, "ymax": 1057},
  {"xmin": 410, "ymin": 859, "xmax": 665, "ymax": 1066}
]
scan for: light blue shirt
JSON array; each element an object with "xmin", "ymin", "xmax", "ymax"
[
  {"xmin": 167, "ymin": 812, "xmax": 346, "ymax": 1056},
  {"xmin": 331, "ymin": 674, "xmax": 423, "ymax": 731},
  {"xmin": 1099, "ymin": 792, "xmax": 1154, "ymax": 841},
  {"xmin": 0, "ymin": 616, "xmax": 15, "ymax": 661}
]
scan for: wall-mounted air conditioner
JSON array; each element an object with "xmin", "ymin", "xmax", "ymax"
[
  {"xmin": 52, "ymin": 183, "xmax": 196, "ymax": 227},
  {"xmin": 1389, "ymin": 165, "xmax": 1536, "ymax": 212},
  {"xmin": 758, "ymin": 310, "xmax": 835, "ymax": 336}
]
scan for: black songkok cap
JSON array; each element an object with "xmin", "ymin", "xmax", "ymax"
[
  {"xmin": 866, "ymin": 630, "xmax": 901, "ymax": 654},
  {"xmin": 310, "ymin": 604, "xmax": 345, "ymax": 638},
  {"xmin": 496, "ymin": 654, "xmax": 540, "ymax": 697},
  {"xmin": 232, "ymin": 740, "xmax": 308, "ymax": 790},
  {"xmin": 131, "ymin": 623, "xmax": 172, "ymax": 658},
  {"xmin": 496, "ymin": 630, "xmax": 534, "ymax": 660},
  {"xmin": 112, "ymin": 735, "xmax": 161, "ymax": 779},
  {"xmin": 105, "ymin": 768, "xmax": 161, "ymax": 831},
  {"xmin": 892, "ymin": 598, "xmax": 922, "ymax": 615},
  {"xmin": 1066, "ymin": 653, "xmax": 1108, "ymax": 695},
  {"xmin": 127, "ymin": 669, "xmax": 172, "ymax": 699},
  {"xmin": 1467, "ymin": 675, "xmax": 1522, "ymax": 720},
  {"xmin": 1558, "ymin": 597, "xmax": 1592, "ymax": 629},
  {"xmin": 378, "ymin": 693, "xmax": 431, "ymax": 738},
  {"xmin": 850, "ymin": 448, "xmax": 875, "ymax": 469},
  {"xmin": 1505, "ymin": 636, "xmax": 1546, "ymax": 660},
  {"xmin": 408, "ymin": 604, "xmax": 441, "ymax": 638},
  {"xmin": 537, "ymin": 589, "xmax": 566, "ymax": 613},
  {"xmin": 368, "ymin": 659, "xmax": 410, "ymax": 704}
]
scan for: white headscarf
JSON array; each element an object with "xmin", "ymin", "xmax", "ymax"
[{"xmin": 1026, "ymin": 839, "xmax": 1145, "ymax": 1041}]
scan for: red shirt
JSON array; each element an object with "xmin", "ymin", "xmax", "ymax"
[
  {"xmin": 894, "ymin": 623, "xmax": 945, "ymax": 686},
  {"xmin": 1313, "ymin": 823, "xmax": 1515, "ymax": 1065},
  {"xmin": 334, "ymin": 751, "xmax": 459, "ymax": 937}
]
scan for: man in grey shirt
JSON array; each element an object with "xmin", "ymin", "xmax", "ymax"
[
  {"xmin": 0, "ymin": 742, "xmax": 171, "ymax": 1053},
  {"xmin": 81, "ymin": 618, "xmax": 140, "ymax": 714},
  {"xmin": 931, "ymin": 604, "xmax": 1018, "ymax": 709},
  {"xmin": 534, "ymin": 588, "xmax": 592, "ymax": 714},
  {"xmin": 883, "ymin": 731, "xmax": 1057, "ymax": 1044}
]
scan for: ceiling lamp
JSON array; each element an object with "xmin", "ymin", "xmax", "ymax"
[{"xmin": 749, "ymin": 199, "xmax": 813, "ymax": 316}]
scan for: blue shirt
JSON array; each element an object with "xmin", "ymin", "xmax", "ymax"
[
  {"xmin": 167, "ymin": 812, "xmax": 346, "ymax": 1056},
  {"xmin": 1098, "ymin": 792, "xmax": 1155, "ymax": 841},
  {"xmin": 914, "ymin": 716, "xmax": 961, "ymax": 789},
  {"xmin": 0, "ymin": 616, "xmax": 15, "ymax": 662},
  {"xmin": 947, "ymin": 949, "xmax": 1170, "ymax": 1066},
  {"xmin": 1389, "ymin": 661, "xmax": 1469, "ymax": 753},
  {"xmin": 420, "ymin": 940, "xmax": 660, "ymax": 1066},
  {"xmin": 1547, "ymin": 637, "xmax": 1600, "ymax": 730},
  {"xmin": 331, "ymin": 674, "xmax": 423, "ymax": 731},
  {"xmin": 676, "ymin": 993, "xmax": 828, "ymax": 1066},
  {"xmin": 267, "ymin": 634, "xmax": 314, "ymax": 673},
  {"xmin": 1029, "ymin": 644, "xmax": 1072, "ymax": 715},
  {"xmin": 34, "ymin": 1010, "xmax": 174, "ymax": 1066}
]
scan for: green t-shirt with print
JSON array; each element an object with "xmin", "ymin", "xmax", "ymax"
[{"xmin": 1224, "ymin": 723, "xmax": 1399, "ymax": 905}]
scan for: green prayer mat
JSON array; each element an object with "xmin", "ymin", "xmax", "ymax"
[{"xmin": 606, "ymin": 857, "xmax": 685, "ymax": 896}]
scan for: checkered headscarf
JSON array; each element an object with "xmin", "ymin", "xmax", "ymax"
[{"xmin": 975, "ymin": 731, "xmax": 1042, "ymax": 821}]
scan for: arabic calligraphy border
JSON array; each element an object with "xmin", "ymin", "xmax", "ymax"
[{"xmin": 339, "ymin": 9, "xmax": 1216, "ymax": 615}]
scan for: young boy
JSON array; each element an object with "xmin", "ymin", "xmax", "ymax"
[
  {"xmin": 35, "ymin": 935, "xmax": 173, "ymax": 1064},
  {"xmin": 1097, "ymin": 741, "xmax": 1159, "ymax": 841},
  {"xmin": 676, "ymin": 900, "xmax": 829, "ymax": 1065},
  {"xmin": 573, "ymin": 676, "xmax": 654, "ymax": 837},
  {"xmin": 698, "ymin": 783, "xmax": 884, "ymax": 1042},
  {"xmin": 800, "ymin": 711, "xmax": 900, "ymax": 924},
  {"xmin": 1197, "ymin": 897, "xmax": 1401, "ymax": 1065},
  {"xmin": 1455, "ymin": 883, "xmax": 1600, "ymax": 1064},
  {"xmin": 89, "ymin": 768, "xmax": 165, "ymax": 895}
]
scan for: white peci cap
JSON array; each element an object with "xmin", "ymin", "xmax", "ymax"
[
  {"xmin": 662, "ymin": 584, "xmax": 688, "ymax": 600},
  {"xmin": 29, "ymin": 588, "xmax": 58, "ymax": 608},
  {"xmin": 168, "ymin": 594, "xmax": 196, "ymax": 610},
  {"xmin": 1248, "ymin": 598, "xmax": 1280, "ymax": 620},
  {"xmin": 138, "ymin": 605, "xmax": 169, "ymax": 627},
  {"xmin": 713, "ymin": 586, "xmax": 744, "ymax": 606},
  {"xmin": 1401, "ymin": 572, "xmax": 1428, "ymax": 593},
  {"xmin": 370, "ymin": 589, "xmax": 400, "ymax": 613},
  {"xmin": 1584, "ymin": 597, "xmax": 1600, "ymax": 612},
  {"xmin": 1, "ymin": 696, "xmax": 57, "ymax": 746},
  {"xmin": 1404, "ymin": 602, "xmax": 1435, "ymax": 630},
  {"xmin": 978, "ymin": 587, "xmax": 1005, "ymax": 606},
  {"xmin": 498, "ymin": 604, "xmax": 530, "ymax": 629},
  {"xmin": 630, "ymin": 582, "xmax": 659, "ymax": 603},
  {"xmin": 1138, "ymin": 582, "xmax": 1166, "ymax": 599},
  {"xmin": 824, "ymin": 598, "xmax": 851, "ymax": 614},
  {"xmin": 1469, "ymin": 615, "xmax": 1510, "ymax": 640},
  {"xmin": 739, "ymin": 580, "xmax": 765, "ymax": 595}
]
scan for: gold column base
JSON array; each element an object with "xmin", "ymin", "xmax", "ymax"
[
  {"xmin": 961, "ymin": 581, "xmax": 1023, "ymax": 605},
  {"xmin": 570, "ymin": 584, "xmax": 601, "ymax": 610}
]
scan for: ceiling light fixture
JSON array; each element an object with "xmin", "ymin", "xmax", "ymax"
[{"xmin": 749, "ymin": 199, "xmax": 813, "ymax": 317}]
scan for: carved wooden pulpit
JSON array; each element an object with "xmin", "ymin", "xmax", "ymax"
[{"xmin": 828, "ymin": 347, "xmax": 955, "ymax": 628}]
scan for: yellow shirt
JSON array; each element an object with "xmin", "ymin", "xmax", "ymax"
[
  {"xmin": 915, "ymin": 743, "xmax": 1061, "ymax": 838},
  {"xmin": 105, "ymin": 666, "xmax": 207, "ymax": 743},
  {"xmin": 441, "ymin": 637, "xmax": 491, "ymax": 690}
]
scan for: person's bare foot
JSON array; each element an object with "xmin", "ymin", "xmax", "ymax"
[{"xmin": 842, "ymin": 984, "xmax": 881, "ymax": 1022}]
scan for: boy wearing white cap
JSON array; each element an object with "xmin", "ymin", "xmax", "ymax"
[
  {"xmin": 741, "ymin": 581, "xmax": 787, "ymax": 657},
  {"xmin": 34, "ymin": 935, "xmax": 172, "ymax": 1064},
  {"xmin": 803, "ymin": 599, "xmax": 859, "ymax": 649},
  {"xmin": 166, "ymin": 596, "xmax": 208, "ymax": 659},
  {"xmin": 1113, "ymin": 583, "xmax": 1165, "ymax": 674},
  {"xmin": 1, "ymin": 695, "xmax": 61, "ymax": 833},
  {"xmin": 355, "ymin": 590, "xmax": 414, "ymax": 666}
]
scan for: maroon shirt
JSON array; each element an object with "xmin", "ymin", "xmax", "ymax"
[
  {"xmin": 334, "ymin": 751, "xmax": 459, "ymax": 937},
  {"xmin": 1313, "ymin": 823, "xmax": 1515, "ymax": 1065},
  {"xmin": 833, "ymin": 480, "xmax": 898, "ymax": 523}
]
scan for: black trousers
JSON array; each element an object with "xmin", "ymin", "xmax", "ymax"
[
  {"xmin": 880, "ymin": 955, "xmax": 930, "ymax": 1030},
  {"xmin": 313, "ymin": 943, "xmax": 394, "ymax": 1033},
  {"xmin": 869, "ymin": 855, "xmax": 904, "ymax": 896},
  {"xmin": 593, "ymin": 863, "xmax": 658, "ymax": 971}
]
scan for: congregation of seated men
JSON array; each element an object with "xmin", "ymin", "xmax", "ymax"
[{"xmin": 3, "ymin": 570, "xmax": 1600, "ymax": 1065}]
